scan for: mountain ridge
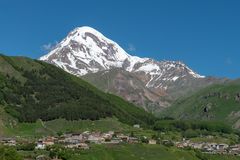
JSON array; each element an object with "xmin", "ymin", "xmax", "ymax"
[{"xmin": 39, "ymin": 26, "xmax": 204, "ymax": 86}]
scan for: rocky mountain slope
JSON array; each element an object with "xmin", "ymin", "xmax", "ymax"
[
  {"xmin": 40, "ymin": 26, "xmax": 225, "ymax": 112},
  {"xmin": 82, "ymin": 69, "xmax": 168, "ymax": 112},
  {"xmin": 82, "ymin": 69, "xmax": 225, "ymax": 112}
]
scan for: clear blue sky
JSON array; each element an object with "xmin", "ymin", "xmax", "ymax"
[{"xmin": 0, "ymin": 0, "xmax": 239, "ymax": 78}]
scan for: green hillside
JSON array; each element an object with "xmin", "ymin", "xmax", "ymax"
[
  {"xmin": 160, "ymin": 80, "xmax": 240, "ymax": 128},
  {"xmin": 67, "ymin": 144, "xmax": 239, "ymax": 160},
  {"xmin": 14, "ymin": 144, "xmax": 239, "ymax": 160},
  {"xmin": 0, "ymin": 54, "xmax": 155, "ymax": 131}
]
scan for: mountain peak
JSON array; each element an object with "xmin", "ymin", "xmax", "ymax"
[
  {"xmin": 40, "ymin": 26, "xmax": 132, "ymax": 75},
  {"xmin": 65, "ymin": 26, "xmax": 111, "ymax": 45},
  {"xmin": 71, "ymin": 26, "xmax": 106, "ymax": 37}
]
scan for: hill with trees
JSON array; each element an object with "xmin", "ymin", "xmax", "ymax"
[{"xmin": 0, "ymin": 54, "xmax": 155, "ymax": 128}]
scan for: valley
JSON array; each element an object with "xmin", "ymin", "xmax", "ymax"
[
  {"xmin": 0, "ymin": 52, "xmax": 240, "ymax": 160},
  {"xmin": 1, "ymin": 1, "xmax": 240, "ymax": 160}
]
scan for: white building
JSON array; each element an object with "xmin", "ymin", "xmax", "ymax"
[{"xmin": 35, "ymin": 140, "xmax": 46, "ymax": 149}]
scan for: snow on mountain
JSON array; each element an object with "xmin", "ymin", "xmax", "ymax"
[
  {"xmin": 40, "ymin": 26, "xmax": 204, "ymax": 90},
  {"xmin": 40, "ymin": 26, "xmax": 131, "ymax": 75}
]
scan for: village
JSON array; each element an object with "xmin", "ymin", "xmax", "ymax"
[
  {"xmin": 175, "ymin": 139, "xmax": 240, "ymax": 156},
  {"xmin": 0, "ymin": 130, "xmax": 145, "ymax": 150},
  {"xmin": 1, "ymin": 129, "xmax": 240, "ymax": 156},
  {"xmin": 35, "ymin": 130, "xmax": 141, "ymax": 150}
]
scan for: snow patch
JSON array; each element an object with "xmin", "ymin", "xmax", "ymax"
[{"xmin": 172, "ymin": 76, "xmax": 179, "ymax": 81}]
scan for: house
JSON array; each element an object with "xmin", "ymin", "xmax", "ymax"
[
  {"xmin": 57, "ymin": 136, "xmax": 66, "ymax": 144},
  {"xmin": 192, "ymin": 143, "xmax": 203, "ymax": 149},
  {"xmin": 102, "ymin": 133, "xmax": 113, "ymax": 141},
  {"xmin": 103, "ymin": 131, "xmax": 114, "ymax": 139},
  {"xmin": 117, "ymin": 135, "xmax": 129, "ymax": 142},
  {"xmin": 35, "ymin": 137, "xmax": 55, "ymax": 149},
  {"xmin": 43, "ymin": 137, "xmax": 55, "ymax": 146},
  {"xmin": 229, "ymin": 145, "xmax": 240, "ymax": 155},
  {"xmin": 218, "ymin": 144, "xmax": 229, "ymax": 150},
  {"xmin": 36, "ymin": 140, "xmax": 46, "ymax": 149},
  {"xmin": 88, "ymin": 132, "xmax": 104, "ymax": 144},
  {"xmin": 128, "ymin": 137, "xmax": 139, "ymax": 144},
  {"xmin": 148, "ymin": 139, "xmax": 157, "ymax": 145},
  {"xmin": 1, "ymin": 138, "xmax": 16, "ymax": 146},
  {"xmin": 71, "ymin": 133, "xmax": 83, "ymax": 141},
  {"xmin": 133, "ymin": 124, "xmax": 140, "ymax": 128},
  {"xmin": 64, "ymin": 137, "xmax": 81, "ymax": 144},
  {"xmin": 66, "ymin": 143, "xmax": 89, "ymax": 150},
  {"xmin": 202, "ymin": 144, "xmax": 210, "ymax": 151},
  {"xmin": 103, "ymin": 138, "xmax": 121, "ymax": 144},
  {"xmin": 63, "ymin": 133, "xmax": 84, "ymax": 144},
  {"xmin": 206, "ymin": 147, "xmax": 214, "ymax": 153},
  {"xmin": 209, "ymin": 143, "xmax": 218, "ymax": 150},
  {"xmin": 175, "ymin": 142, "xmax": 184, "ymax": 148}
]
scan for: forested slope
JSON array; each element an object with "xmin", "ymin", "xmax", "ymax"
[{"xmin": 0, "ymin": 54, "xmax": 155, "ymax": 127}]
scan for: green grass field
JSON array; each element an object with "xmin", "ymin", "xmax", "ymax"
[
  {"xmin": 1, "ymin": 114, "xmax": 157, "ymax": 138},
  {"xmin": 66, "ymin": 144, "xmax": 240, "ymax": 160},
  {"xmin": 74, "ymin": 144, "xmax": 199, "ymax": 160},
  {"xmin": 18, "ymin": 144, "xmax": 239, "ymax": 160},
  {"xmin": 207, "ymin": 155, "xmax": 240, "ymax": 160}
]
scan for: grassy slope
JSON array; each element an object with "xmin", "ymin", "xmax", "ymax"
[
  {"xmin": 12, "ymin": 144, "xmax": 240, "ymax": 160},
  {"xmin": 28, "ymin": 144, "xmax": 236, "ymax": 160},
  {"xmin": 207, "ymin": 155, "xmax": 240, "ymax": 160},
  {"xmin": 0, "ymin": 54, "xmax": 155, "ymax": 130},
  {"xmin": 160, "ymin": 80, "xmax": 240, "ymax": 127},
  {"xmin": 0, "ymin": 102, "xmax": 151, "ymax": 138},
  {"xmin": 75, "ymin": 144, "xmax": 199, "ymax": 160},
  {"xmin": 2, "ymin": 117, "xmax": 142, "ymax": 138}
]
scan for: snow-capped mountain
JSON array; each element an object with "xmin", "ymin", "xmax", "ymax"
[
  {"xmin": 40, "ymin": 26, "xmax": 227, "ymax": 112},
  {"xmin": 40, "ymin": 26, "xmax": 205, "ymax": 90}
]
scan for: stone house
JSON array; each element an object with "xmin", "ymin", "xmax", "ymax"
[{"xmin": 148, "ymin": 139, "xmax": 157, "ymax": 145}]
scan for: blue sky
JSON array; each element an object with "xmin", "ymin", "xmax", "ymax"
[{"xmin": 0, "ymin": 0, "xmax": 239, "ymax": 78}]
